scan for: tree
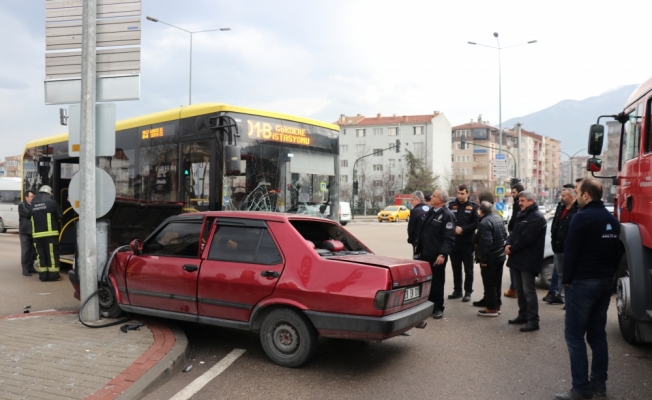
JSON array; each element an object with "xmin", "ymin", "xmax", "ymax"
[{"xmin": 402, "ymin": 149, "xmax": 438, "ymax": 195}]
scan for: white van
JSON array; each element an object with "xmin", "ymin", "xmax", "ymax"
[
  {"xmin": 0, "ymin": 177, "xmax": 22, "ymax": 232},
  {"xmin": 339, "ymin": 201, "xmax": 351, "ymax": 225}
]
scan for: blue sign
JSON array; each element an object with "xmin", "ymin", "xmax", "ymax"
[
  {"xmin": 495, "ymin": 202, "xmax": 505, "ymax": 211},
  {"xmin": 495, "ymin": 153, "xmax": 506, "ymax": 160},
  {"xmin": 494, "ymin": 186, "xmax": 506, "ymax": 196}
]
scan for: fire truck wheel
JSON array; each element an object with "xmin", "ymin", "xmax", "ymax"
[{"xmin": 616, "ymin": 254, "xmax": 637, "ymax": 344}]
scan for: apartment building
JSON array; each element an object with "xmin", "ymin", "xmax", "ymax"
[
  {"xmin": 337, "ymin": 112, "xmax": 451, "ymax": 206},
  {"xmin": 450, "ymin": 119, "xmax": 502, "ymax": 194},
  {"xmin": 2, "ymin": 155, "xmax": 21, "ymax": 178}
]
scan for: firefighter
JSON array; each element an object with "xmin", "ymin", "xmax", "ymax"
[{"xmin": 30, "ymin": 185, "xmax": 64, "ymax": 282}]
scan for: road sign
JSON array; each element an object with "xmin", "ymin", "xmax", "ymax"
[
  {"xmin": 495, "ymin": 202, "xmax": 505, "ymax": 211},
  {"xmin": 68, "ymin": 168, "xmax": 116, "ymax": 218},
  {"xmin": 494, "ymin": 186, "xmax": 506, "ymax": 196},
  {"xmin": 495, "ymin": 154, "xmax": 506, "ymax": 160}
]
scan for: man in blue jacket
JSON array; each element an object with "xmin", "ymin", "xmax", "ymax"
[
  {"xmin": 447, "ymin": 184, "xmax": 479, "ymax": 302},
  {"xmin": 504, "ymin": 190, "xmax": 547, "ymax": 332},
  {"xmin": 555, "ymin": 179, "xmax": 620, "ymax": 400},
  {"xmin": 407, "ymin": 191, "xmax": 429, "ymax": 255}
]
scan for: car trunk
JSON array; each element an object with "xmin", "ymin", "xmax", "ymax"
[{"xmin": 332, "ymin": 254, "xmax": 431, "ymax": 287}]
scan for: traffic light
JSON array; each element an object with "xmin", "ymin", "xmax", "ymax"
[
  {"xmin": 460, "ymin": 134, "xmax": 465, "ymax": 150},
  {"xmin": 353, "ymin": 180, "xmax": 359, "ymax": 195},
  {"xmin": 182, "ymin": 160, "xmax": 191, "ymax": 176},
  {"xmin": 395, "ymin": 139, "xmax": 401, "ymax": 153}
]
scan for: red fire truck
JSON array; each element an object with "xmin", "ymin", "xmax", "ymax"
[{"xmin": 587, "ymin": 77, "xmax": 652, "ymax": 343}]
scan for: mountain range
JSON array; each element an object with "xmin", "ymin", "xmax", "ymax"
[{"xmin": 501, "ymin": 84, "xmax": 638, "ymax": 155}]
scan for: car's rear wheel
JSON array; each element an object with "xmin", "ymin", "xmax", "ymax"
[
  {"xmin": 406, "ymin": 215, "xmax": 410, "ymax": 222},
  {"xmin": 616, "ymin": 253, "xmax": 638, "ymax": 344},
  {"xmin": 537, "ymin": 257, "xmax": 554, "ymax": 289},
  {"xmin": 340, "ymin": 221, "xmax": 348, "ymax": 226},
  {"xmin": 0, "ymin": 218, "xmax": 6, "ymax": 233},
  {"xmin": 260, "ymin": 308, "xmax": 318, "ymax": 367}
]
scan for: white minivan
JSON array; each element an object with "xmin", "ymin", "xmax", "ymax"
[
  {"xmin": 0, "ymin": 177, "xmax": 22, "ymax": 232},
  {"xmin": 339, "ymin": 201, "xmax": 351, "ymax": 225}
]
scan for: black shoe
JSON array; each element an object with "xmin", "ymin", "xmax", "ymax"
[
  {"xmin": 591, "ymin": 383, "xmax": 606, "ymax": 397},
  {"xmin": 447, "ymin": 291, "xmax": 462, "ymax": 299},
  {"xmin": 433, "ymin": 310, "xmax": 443, "ymax": 319},
  {"xmin": 547, "ymin": 295, "xmax": 565, "ymax": 305},
  {"xmin": 462, "ymin": 292, "xmax": 471, "ymax": 302},
  {"xmin": 22, "ymin": 272, "xmax": 32, "ymax": 277},
  {"xmin": 520, "ymin": 323, "xmax": 540, "ymax": 332},
  {"xmin": 542, "ymin": 290, "xmax": 555, "ymax": 302},
  {"xmin": 508, "ymin": 316, "xmax": 528, "ymax": 324},
  {"xmin": 554, "ymin": 390, "xmax": 593, "ymax": 399},
  {"xmin": 472, "ymin": 299, "xmax": 486, "ymax": 307}
]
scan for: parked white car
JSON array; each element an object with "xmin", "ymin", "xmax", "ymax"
[
  {"xmin": 538, "ymin": 217, "xmax": 554, "ymax": 289},
  {"xmin": 339, "ymin": 201, "xmax": 351, "ymax": 225}
]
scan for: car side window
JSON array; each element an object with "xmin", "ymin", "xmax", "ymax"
[
  {"xmin": 208, "ymin": 226, "xmax": 282, "ymax": 265},
  {"xmin": 144, "ymin": 221, "xmax": 202, "ymax": 257}
]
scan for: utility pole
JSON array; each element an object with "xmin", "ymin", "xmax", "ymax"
[
  {"xmin": 79, "ymin": 0, "xmax": 99, "ymax": 321},
  {"xmin": 516, "ymin": 122, "xmax": 522, "ymax": 180}
]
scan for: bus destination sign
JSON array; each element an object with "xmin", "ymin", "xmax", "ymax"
[
  {"xmin": 247, "ymin": 120, "xmax": 310, "ymax": 146},
  {"xmin": 142, "ymin": 127, "xmax": 164, "ymax": 139}
]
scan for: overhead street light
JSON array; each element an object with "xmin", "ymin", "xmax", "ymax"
[
  {"xmin": 560, "ymin": 148, "xmax": 587, "ymax": 183},
  {"xmin": 146, "ymin": 16, "xmax": 231, "ymax": 105},
  {"xmin": 467, "ymin": 33, "xmax": 537, "ymax": 155}
]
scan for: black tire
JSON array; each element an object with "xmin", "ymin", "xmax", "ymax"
[
  {"xmin": 260, "ymin": 308, "xmax": 318, "ymax": 368},
  {"xmin": 406, "ymin": 215, "xmax": 410, "ymax": 222},
  {"xmin": 0, "ymin": 218, "xmax": 6, "ymax": 233},
  {"xmin": 538, "ymin": 257, "xmax": 554, "ymax": 289},
  {"xmin": 340, "ymin": 221, "xmax": 348, "ymax": 226},
  {"xmin": 97, "ymin": 285, "xmax": 123, "ymax": 318},
  {"xmin": 616, "ymin": 254, "xmax": 638, "ymax": 344},
  {"xmin": 378, "ymin": 219, "xmax": 382, "ymax": 223}
]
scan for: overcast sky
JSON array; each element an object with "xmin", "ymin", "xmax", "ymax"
[{"xmin": 1, "ymin": 0, "xmax": 650, "ymax": 160}]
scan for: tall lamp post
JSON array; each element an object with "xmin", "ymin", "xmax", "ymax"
[
  {"xmin": 146, "ymin": 16, "xmax": 230, "ymax": 105},
  {"xmin": 560, "ymin": 148, "xmax": 587, "ymax": 184},
  {"xmin": 467, "ymin": 33, "xmax": 537, "ymax": 154}
]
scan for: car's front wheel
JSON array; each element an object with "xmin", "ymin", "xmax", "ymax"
[
  {"xmin": 0, "ymin": 218, "xmax": 6, "ymax": 233},
  {"xmin": 538, "ymin": 257, "xmax": 554, "ymax": 289},
  {"xmin": 260, "ymin": 309, "xmax": 318, "ymax": 367}
]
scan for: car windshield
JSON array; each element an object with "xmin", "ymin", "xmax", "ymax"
[{"xmin": 384, "ymin": 206, "xmax": 399, "ymax": 211}]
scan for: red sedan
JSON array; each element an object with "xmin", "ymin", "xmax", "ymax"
[{"xmin": 70, "ymin": 212, "xmax": 433, "ymax": 367}]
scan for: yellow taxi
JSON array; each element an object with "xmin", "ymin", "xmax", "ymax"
[{"xmin": 377, "ymin": 205, "xmax": 410, "ymax": 222}]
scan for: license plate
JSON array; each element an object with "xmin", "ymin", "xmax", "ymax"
[{"xmin": 404, "ymin": 286, "xmax": 420, "ymax": 302}]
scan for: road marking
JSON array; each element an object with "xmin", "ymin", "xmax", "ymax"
[{"xmin": 169, "ymin": 348, "xmax": 246, "ymax": 400}]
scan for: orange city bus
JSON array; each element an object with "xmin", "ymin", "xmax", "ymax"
[{"xmin": 22, "ymin": 103, "xmax": 341, "ymax": 262}]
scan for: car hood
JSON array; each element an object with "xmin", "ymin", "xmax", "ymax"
[{"xmin": 333, "ymin": 254, "xmax": 431, "ymax": 287}]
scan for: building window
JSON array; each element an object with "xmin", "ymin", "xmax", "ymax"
[
  {"xmin": 373, "ymin": 149, "xmax": 383, "ymax": 156},
  {"xmin": 356, "ymin": 129, "xmax": 365, "ymax": 137},
  {"xmin": 355, "ymin": 144, "xmax": 365, "ymax": 153},
  {"xmin": 414, "ymin": 126, "xmax": 423, "ymax": 135},
  {"xmin": 341, "ymin": 160, "xmax": 348, "ymax": 168},
  {"xmin": 389, "ymin": 175, "xmax": 395, "ymax": 181},
  {"xmin": 373, "ymin": 128, "xmax": 383, "ymax": 136},
  {"xmin": 374, "ymin": 196, "xmax": 383, "ymax": 203},
  {"xmin": 373, "ymin": 180, "xmax": 383, "ymax": 187},
  {"xmin": 388, "ymin": 127, "xmax": 398, "ymax": 136},
  {"xmin": 340, "ymin": 144, "xmax": 348, "ymax": 153},
  {"xmin": 340, "ymin": 175, "xmax": 348, "ymax": 183},
  {"xmin": 388, "ymin": 159, "xmax": 395, "ymax": 167},
  {"xmin": 342, "ymin": 128, "xmax": 347, "ymax": 135},
  {"xmin": 389, "ymin": 190, "xmax": 395, "ymax": 197},
  {"xmin": 373, "ymin": 164, "xmax": 383, "ymax": 171}
]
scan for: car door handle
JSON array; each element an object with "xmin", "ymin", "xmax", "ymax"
[
  {"xmin": 261, "ymin": 270, "xmax": 280, "ymax": 278},
  {"xmin": 183, "ymin": 264, "xmax": 199, "ymax": 272}
]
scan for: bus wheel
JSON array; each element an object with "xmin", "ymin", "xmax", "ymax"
[
  {"xmin": 616, "ymin": 254, "xmax": 637, "ymax": 344},
  {"xmin": 0, "ymin": 218, "xmax": 6, "ymax": 233}
]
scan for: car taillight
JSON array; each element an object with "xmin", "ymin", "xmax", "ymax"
[{"xmin": 374, "ymin": 288, "xmax": 406, "ymax": 310}]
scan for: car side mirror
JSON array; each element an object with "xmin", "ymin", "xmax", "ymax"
[
  {"xmin": 587, "ymin": 157, "xmax": 602, "ymax": 172},
  {"xmin": 130, "ymin": 239, "xmax": 143, "ymax": 255},
  {"xmin": 588, "ymin": 124, "xmax": 604, "ymax": 156}
]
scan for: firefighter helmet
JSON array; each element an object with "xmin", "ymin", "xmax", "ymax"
[{"xmin": 39, "ymin": 185, "xmax": 53, "ymax": 195}]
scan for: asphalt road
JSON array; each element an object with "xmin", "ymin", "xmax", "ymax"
[{"xmin": 2, "ymin": 222, "xmax": 652, "ymax": 400}]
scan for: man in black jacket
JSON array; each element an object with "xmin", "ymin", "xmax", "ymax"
[
  {"xmin": 447, "ymin": 184, "xmax": 479, "ymax": 302},
  {"xmin": 416, "ymin": 189, "xmax": 456, "ymax": 319},
  {"xmin": 547, "ymin": 186, "xmax": 578, "ymax": 305},
  {"xmin": 476, "ymin": 201, "xmax": 507, "ymax": 317},
  {"xmin": 505, "ymin": 182, "xmax": 525, "ymax": 298},
  {"xmin": 30, "ymin": 185, "xmax": 64, "ymax": 282},
  {"xmin": 505, "ymin": 190, "xmax": 547, "ymax": 332},
  {"xmin": 555, "ymin": 179, "xmax": 620, "ymax": 400},
  {"xmin": 18, "ymin": 190, "xmax": 37, "ymax": 276},
  {"xmin": 407, "ymin": 191, "xmax": 429, "ymax": 254}
]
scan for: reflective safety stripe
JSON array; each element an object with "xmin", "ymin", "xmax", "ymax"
[
  {"xmin": 34, "ymin": 242, "xmax": 46, "ymax": 272},
  {"xmin": 49, "ymin": 242, "xmax": 57, "ymax": 271},
  {"xmin": 32, "ymin": 212, "xmax": 59, "ymax": 238},
  {"xmin": 47, "ymin": 213, "xmax": 52, "ymax": 232}
]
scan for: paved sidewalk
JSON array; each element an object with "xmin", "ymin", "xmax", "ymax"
[{"xmin": 0, "ymin": 311, "xmax": 188, "ymax": 400}]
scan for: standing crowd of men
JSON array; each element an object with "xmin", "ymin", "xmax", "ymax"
[{"xmin": 408, "ymin": 178, "xmax": 621, "ymax": 400}]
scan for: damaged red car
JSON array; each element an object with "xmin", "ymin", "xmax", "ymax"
[{"xmin": 70, "ymin": 211, "xmax": 433, "ymax": 367}]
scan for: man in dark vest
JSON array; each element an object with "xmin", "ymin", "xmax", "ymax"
[
  {"xmin": 18, "ymin": 190, "xmax": 37, "ymax": 276},
  {"xmin": 30, "ymin": 185, "xmax": 64, "ymax": 282}
]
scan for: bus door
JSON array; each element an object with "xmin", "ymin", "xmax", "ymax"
[
  {"xmin": 54, "ymin": 158, "xmax": 79, "ymax": 257},
  {"xmin": 180, "ymin": 140, "xmax": 218, "ymax": 212}
]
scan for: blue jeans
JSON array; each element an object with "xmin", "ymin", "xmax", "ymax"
[{"xmin": 564, "ymin": 278, "xmax": 612, "ymax": 396}]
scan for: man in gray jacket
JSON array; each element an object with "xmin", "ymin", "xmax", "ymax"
[{"xmin": 18, "ymin": 190, "xmax": 37, "ymax": 276}]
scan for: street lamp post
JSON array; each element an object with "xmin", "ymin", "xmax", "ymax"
[
  {"xmin": 560, "ymin": 148, "xmax": 587, "ymax": 184},
  {"xmin": 467, "ymin": 33, "xmax": 537, "ymax": 154},
  {"xmin": 146, "ymin": 16, "xmax": 230, "ymax": 105}
]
